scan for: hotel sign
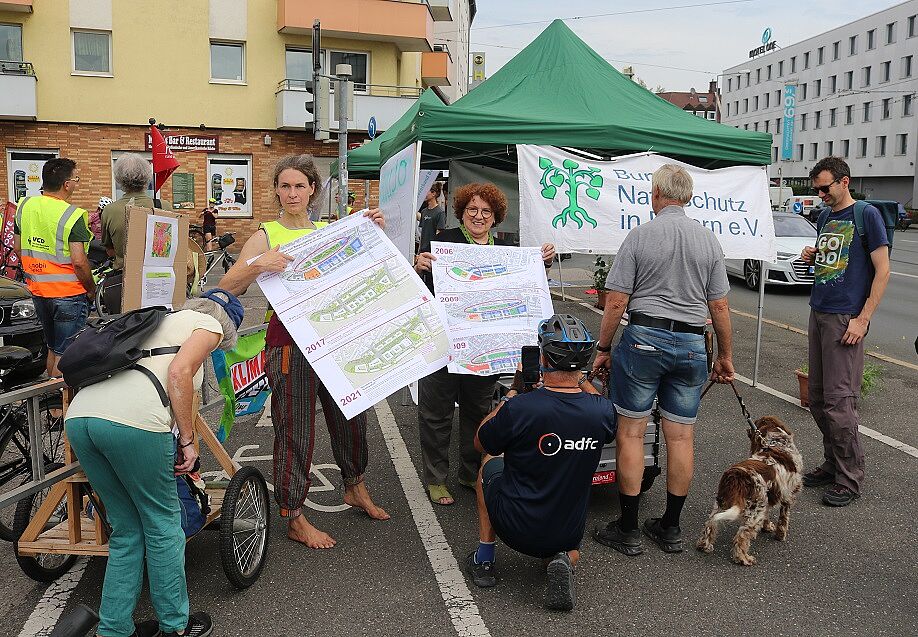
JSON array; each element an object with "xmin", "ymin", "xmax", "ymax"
[{"xmin": 749, "ymin": 28, "xmax": 777, "ymax": 58}]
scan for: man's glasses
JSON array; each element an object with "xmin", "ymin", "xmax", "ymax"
[
  {"xmin": 811, "ymin": 177, "xmax": 840, "ymax": 196},
  {"xmin": 66, "ymin": 176, "xmax": 81, "ymax": 183},
  {"xmin": 465, "ymin": 206, "xmax": 493, "ymax": 219}
]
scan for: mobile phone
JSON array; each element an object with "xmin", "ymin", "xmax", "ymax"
[{"xmin": 521, "ymin": 345, "xmax": 541, "ymax": 389}]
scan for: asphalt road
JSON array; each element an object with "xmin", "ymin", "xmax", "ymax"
[{"xmin": 0, "ymin": 286, "xmax": 915, "ymax": 637}]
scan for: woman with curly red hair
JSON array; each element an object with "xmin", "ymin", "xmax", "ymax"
[{"xmin": 413, "ymin": 182, "xmax": 555, "ymax": 505}]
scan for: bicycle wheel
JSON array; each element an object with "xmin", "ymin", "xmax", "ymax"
[
  {"xmin": 219, "ymin": 466, "xmax": 270, "ymax": 589},
  {"xmin": 13, "ymin": 462, "xmax": 79, "ymax": 582}
]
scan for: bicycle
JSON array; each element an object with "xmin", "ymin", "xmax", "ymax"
[{"xmin": 197, "ymin": 231, "xmax": 237, "ymax": 290}]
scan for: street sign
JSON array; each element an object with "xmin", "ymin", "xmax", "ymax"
[
  {"xmin": 368, "ymin": 116, "xmax": 377, "ymax": 140},
  {"xmin": 793, "ymin": 201, "xmax": 803, "ymax": 213}
]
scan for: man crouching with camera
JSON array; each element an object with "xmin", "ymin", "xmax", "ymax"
[{"xmin": 466, "ymin": 314, "xmax": 616, "ymax": 611}]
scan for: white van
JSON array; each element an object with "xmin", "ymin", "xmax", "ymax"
[
  {"xmin": 782, "ymin": 195, "xmax": 822, "ymax": 215},
  {"xmin": 769, "ymin": 186, "xmax": 793, "ymax": 211}
]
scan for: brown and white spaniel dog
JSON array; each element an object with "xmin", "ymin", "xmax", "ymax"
[{"xmin": 696, "ymin": 416, "xmax": 803, "ymax": 566}]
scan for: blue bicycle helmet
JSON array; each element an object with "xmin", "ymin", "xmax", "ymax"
[{"xmin": 538, "ymin": 314, "xmax": 595, "ymax": 371}]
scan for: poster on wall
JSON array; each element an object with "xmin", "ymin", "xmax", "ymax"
[
  {"xmin": 6, "ymin": 150, "xmax": 59, "ymax": 203},
  {"xmin": 171, "ymin": 173, "xmax": 195, "ymax": 210},
  {"xmin": 208, "ymin": 155, "xmax": 252, "ymax": 218}
]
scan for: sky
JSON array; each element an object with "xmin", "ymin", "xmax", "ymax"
[{"xmin": 469, "ymin": 0, "xmax": 908, "ymax": 92}]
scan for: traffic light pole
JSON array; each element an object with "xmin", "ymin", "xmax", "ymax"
[{"xmin": 336, "ymin": 64, "xmax": 351, "ymax": 219}]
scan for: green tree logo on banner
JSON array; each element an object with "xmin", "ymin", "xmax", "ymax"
[{"xmin": 538, "ymin": 156, "xmax": 603, "ymax": 228}]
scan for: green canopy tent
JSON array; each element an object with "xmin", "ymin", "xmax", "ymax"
[{"xmin": 375, "ymin": 19, "xmax": 771, "ymax": 172}]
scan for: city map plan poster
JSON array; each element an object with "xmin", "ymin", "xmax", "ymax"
[
  {"xmin": 256, "ymin": 214, "xmax": 451, "ymax": 418},
  {"xmin": 430, "ymin": 241, "xmax": 554, "ymax": 376}
]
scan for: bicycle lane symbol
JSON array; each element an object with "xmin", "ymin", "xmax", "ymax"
[{"xmin": 200, "ymin": 444, "xmax": 351, "ymax": 513}]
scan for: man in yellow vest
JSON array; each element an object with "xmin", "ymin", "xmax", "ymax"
[{"xmin": 14, "ymin": 158, "xmax": 95, "ymax": 377}]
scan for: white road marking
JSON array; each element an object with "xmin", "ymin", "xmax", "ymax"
[
  {"xmin": 890, "ymin": 270, "xmax": 918, "ymax": 279},
  {"xmin": 734, "ymin": 374, "xmax": 918, "ymax": 460},
  {"xmin": 18, "ymin": 559, "xmax": 89, "ymax": 637},
  {"xmin": 374, "ymin": 399, "xmax": 491, "ymax": 637},
  {"xmin": 900, "ymin": 239, "xmax": 917, "ymax": 243}
]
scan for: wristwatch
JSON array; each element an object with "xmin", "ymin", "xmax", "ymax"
[
  {"xmin": 500, "ymin": 395, "xmax": 512, "ymax": 404},
  {"xmin": 596, "ymin": 343, "xmax": 612, "ymax": 352}
]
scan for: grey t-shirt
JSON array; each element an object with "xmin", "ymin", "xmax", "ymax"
[
  {"xmin": 418, "ymin": 205, "xmax": 446, "ymax": 253},
  {"xmin": 605, "ymin": 205, "xmax": 730, "ymax": 327}
]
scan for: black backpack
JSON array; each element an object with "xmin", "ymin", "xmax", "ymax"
[{"xmin": 58, "ymin": 306, "xmax": 180, "ymax": 407}]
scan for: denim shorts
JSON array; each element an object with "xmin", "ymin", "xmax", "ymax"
[
  {"xmin": 610, "ymin": 324, "xmax": 708, "ymax": 425},
  {"xmin": 33, "ymin": 294, "xmax": 89, "ymax": 355}
]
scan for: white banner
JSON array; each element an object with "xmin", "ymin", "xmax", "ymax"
[
  {"xmin": 379, "ymin": 142, "xmax": 422, "ymax": 261},
  {"xmin": 518, "ymin": 145, "xmax": 776, "ymax": 262}
]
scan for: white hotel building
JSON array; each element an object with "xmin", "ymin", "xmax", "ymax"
[{"xmin": 721, "ymin": 0, "xmax": 918, "ymax": 206}]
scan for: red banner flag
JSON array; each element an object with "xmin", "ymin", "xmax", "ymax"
[{"xmin": 150, "ymin": 125, "xmax": 180, "ymax": 193}]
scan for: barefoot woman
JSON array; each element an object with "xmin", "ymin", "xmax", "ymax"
[{"xmin": 221, "ymin": 155, "xmax": 389, "ymax": 549}]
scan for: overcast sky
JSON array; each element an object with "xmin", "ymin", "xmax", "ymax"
[{"xmin": 470, "ymin": 0, "xmax": 907, "ymax": 92}]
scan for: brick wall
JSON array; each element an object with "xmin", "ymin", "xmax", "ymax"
[{"xmin": 0, "ymin": 121, "xmax": 382, "ymax": 247}]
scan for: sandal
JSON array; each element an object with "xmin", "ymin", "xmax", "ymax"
[{"xmin": 427, "ymin": 484, "xmax": 455, "ymax": 505}]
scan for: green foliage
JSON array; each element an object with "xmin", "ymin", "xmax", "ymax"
[
  {"xmin": 860, "ymin": 363, "xmax": 883, "ymax": 395},
  {"xmin": 593, "ymin": 255, "xmax": 610, "ymax": 291}
]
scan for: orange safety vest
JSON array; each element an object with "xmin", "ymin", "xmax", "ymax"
[{"xmin": 15, "ymin": 195, "xmax": 89, "ymax": 298}]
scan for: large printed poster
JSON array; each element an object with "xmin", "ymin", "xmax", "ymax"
[
  {"xmin": 255, "ymin": 214, "xmax": 451, "ymax": 418},
  {"xmin": 379, "ymin": 142, "xmax": 422, "ymax": 261},
  {"xmin": 431, "ymin": 242, "xmax": 554, "ymax": 376},
  {"xmin": 208, "ymin": 155, "xmax": 252, "ymax": 218},
  {"xmin": 518, "ymin": 145, "xmax": 776, "ymax": 262}
]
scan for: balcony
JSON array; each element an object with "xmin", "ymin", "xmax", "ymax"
[
  {"xmin": 425, "ymin": 0, "xmax": 454, "ymax": 21},
  {"xmin": 277, "ymin": 0, "xmax": 433, "ymax": 52},
  {"xmin": 0, "ymin": 62, "xmax": 37, "ymax": 120},
  {"xmin": 422, "ymin": 48, "xmax": 451, "ymax": 86},
  {"xmin": 276, "ymin": 80, "xmax": 421, "ymax": 132},
  {"xmin": 0, "ymin": 0, "xmax": 32, "ymax": 11}
]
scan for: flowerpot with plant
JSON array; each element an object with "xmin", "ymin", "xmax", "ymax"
[
  {"xmin": 794, "ymin": 362, "xmax": 884, "ymax": 408},
  {"xmin": 593, "ymin": 255, "xmax": 611, "ymax": 309},
  {"xmin": 795, "ymin": 365, "xmax": 809, "ymax": 407}
]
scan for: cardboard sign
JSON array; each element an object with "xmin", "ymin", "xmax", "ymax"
[{"xmin": 122, "ymin": 205, "xmax": 190, "ymax": 311}]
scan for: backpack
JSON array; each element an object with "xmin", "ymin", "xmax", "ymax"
[
  {"xmin": 817, "ymin": 200, "xmax": 896, "ymax": 253},
  {"xmin": 58, "ymin": 306, "xmax": 179, "ymax": 407},
  {"xmin": 176, "ymin": 472, "xmax": 210, "ymax": 537}
]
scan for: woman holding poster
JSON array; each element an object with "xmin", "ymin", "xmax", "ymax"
[
  {"xmin": 413, "ymin": 183, "xmax": 555, "ymax": 505},
  {"xmin": 220, "ymin": 154, "xmax": 390, "ymax": 550}
]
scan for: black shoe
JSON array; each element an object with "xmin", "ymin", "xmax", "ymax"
[
  {"xmin": 642, "ymin": 517, "xmax": 684, "ymax": 553},
  {"xmin": 802, "ymin": 467, "xmax": 835, "ymax": 488},
  {"xmin": 465, "ymin": 551, "xmax": 497, "ymax": 588},
  {"xmin": 133, "ymin": 619, "xmax": 160, "ymax": 637},
  {"xmin": 822, "ymin": 484, "xmax": 860, "ymax": 507},
  {"xmin": 543, "ymin": 552, "xmax": 575, "ymax": 611},
  {"xmin": 592, "ymin": 520, "xmax": 643, "ymax": 556},
  {"xmin": 156, "ymin": 612, "xmax": 213, "ymax": 637}
]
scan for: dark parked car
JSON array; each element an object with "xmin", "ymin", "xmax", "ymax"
[{"xmin": 0, "ymin": 277, "xmax": 47, "ymax": 380}]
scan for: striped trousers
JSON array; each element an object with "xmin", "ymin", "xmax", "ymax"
[{"xmin": 266, "ymin": 343, "xmax": 368, "ymax": 517}]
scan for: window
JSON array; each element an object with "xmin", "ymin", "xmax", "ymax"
[
  {"xmin": 0, "ymin": 23, "xmax": 22, "ymax": 62},
  {"xmin": 882, "ymin": 60, "xmax": 891, "ymax": 82},
  {"xmin": 754, "ymin": 122, "xmax": 759, "ymax": 131},
  {"xmin": 764, "ymin": 120, "xmax": 770, "ymax": 132},
  {"xmin": 810, "ymin": 143, "xmax": 819, "ymax": 160},
  {"xmin": 790, "ymin": 56, "xmax": 796, "ymax": 73},
  {"xmin": 909, "ymin": 15, "xmax": 916, "ymax": 38},
  {"xmin": 846, "ymin": 104, "xmax": 854, "ymax": 124},
  {"xmin": 764, "ymin": 93, "xmax": 770, "ymax": 108},
  {"xmin": 767, "ymin": 64, "xmax": 772, "ymax": 80},
  {"xmin": 796, "ymin": 144, "xmax": 804, "ymax": 161},
  {"xmin": 857, "ymin": 137, "xmax": 867, "ymax": 157},
  {"xmin": 285, "ymin": 48, "xmax": 322, "ymax": 88},
  {"xmin": 862, "ymin": 66, "xmax": 871, "ymax": 87},
  {"xmin": 863, "ymin": 101, "xmax": 872, "ymax": 122},
  {"xmin": 830, "ymin": 75, "xmax": 837, "ymax": 93},
  {"xmin": 72, "ymin": 30, "xmax": 112, "ymax": 74},
  {"xmin": 756, "ymin": 68, "xmax": 761, "ymax": 83},
  {"xmin": 814, "ymin": 110, "xmax": 821, "ymax": 129},
  {"xmin": 753, "ymin": 95, "xmax": 759, "ymax": 111},
  {"xmin": 904, "ymin": 94, "xmax": 914, "ymax": 116},
  {"xmin": 772, "ymin": 147, "xmax": 779, "ymax": 162},
  {"xmin": 800, "ymin": 113, "xmax": 808, "ymax": 131},
  {"xmin": 886, "ymin": 22, "xmax": 896, "ymax": 44},
  {"xmin": 903, "ymin": 55, "xmax": 914, "ymax": 79},
  {"xmin": 778, "ymin": 60, "xmax": 784, "ymax": 76},
  {"xmin": 882, "ymin": 98, "xmax": 891, "ymax": 119},
  {"xmin": 849, "ymin": 35, "xmax": 857, "ymax": 55},
  {"xmin": 845, "ymin": 70, "xmax": 853, "ymax": 89},
  {"xmin": 868, "ymin": 29, "xmax": 876, "ymax": 50},
  {"xmin": 875, "ymin": 135, "xmax": 886, "ymax": 157},
  {"xmin": 776, "ymin": 118, "xmax": 782, "ymax": 134},
  {"xmin": 830, "ymin": 108, "xmax": 837, "ymax": 127},
  {"xmin": 800, "ymin": 83, "xmax": 807, "ymax": 100},
  {"xmin": 815, "ymin": 79, "xmax": 822, "ymax": 97},
  {"xmin": 726, "ymin": 103, "xmax": 731, "ymax": 117},
  {"xmin": 734, "ymin": 100, "xmax": 739, "ymax": 114},
  {"xmin": 743, "ymin": 98, "xmax": 748, "ymax": 113},
  {"xmin": 896, "ymin": 133, "xmax": 908, "ymax": 155},
  {"xmin": 329, "ymin": 51, "xmax": 369, "ymax": 92},
  {"xmin": 775, "ymin": 89, "xmax": 781, "ymax": 104},
  {"xmin": 833, "ymin": 41, "xmax": 840, "ymax": 60},
  {"xmin": 207, "ymin": 155, "xmax": 253, "ymax": 217},
  {"xmin": 826, "ymin": 140, "xmax": 834, "ymax": 156},
  {"xmin": 210, "ymin": 41, "xmax": 245, "ymax": 82},
  {"xmin": 706, "ymin": 111, "xmax": 716, "ymax": 120},
  {"xmin": 745, "ymin": 71, "xmax": 751, "ymax": 87},
  {"xmin": 744, "ymin": 124, "xmax": 749, "ymax": 130},
  {"xmin": 817, "ymin": 46, "xmax": 825, "ymax": 65},
  {"xmin": 727, "ymin": 77, "xmax": 732, "ymax": 92},
  {"xmin": 804, "ymin": 52, "xmax": 811, "ymax": 69},
  {"xmin": 842, "ymin": 139, "xmax": 850, "ymax": 158}
]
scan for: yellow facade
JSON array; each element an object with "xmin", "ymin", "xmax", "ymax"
[{"xmin": 0, "ymin": 0, "xmax": 412, "ymax": 130}]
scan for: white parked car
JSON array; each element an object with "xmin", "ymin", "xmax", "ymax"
[{"xmin": 725, "ymin": 212, "xmax": 817, "ymax": 290}]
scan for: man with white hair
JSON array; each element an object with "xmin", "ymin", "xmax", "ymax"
[{"xmin": 591, "ymin": 164, "xmax": 736, "ymax": 556}]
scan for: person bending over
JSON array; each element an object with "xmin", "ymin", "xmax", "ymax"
[{"xmin": 466, "ymin": 314, "xmax": 616, "ymax": 612}]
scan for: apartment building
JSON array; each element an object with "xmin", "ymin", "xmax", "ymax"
[
  {"xmin": 657, "ymin": 81, "xmax": 722, "ymax": 122},
  {"xmin": 721, "ymin": 0, "xmax": 918, "ymax": 206},
  {"xmin": 0, "ymin": 0, "xmax": 475, "ymax": 236}
]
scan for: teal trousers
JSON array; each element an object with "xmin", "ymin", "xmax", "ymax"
[{"xmin": 65, "ymin": 417, "xmax": 188, "ymax": 637}]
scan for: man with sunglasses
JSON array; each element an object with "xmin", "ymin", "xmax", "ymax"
[
  {"xmin": 13, "ymin": 158, "xmax": 95, "ymax": 377},
  {"xmin": 800, "ymin": 157, "xmax": 890, "ymax": 507}
]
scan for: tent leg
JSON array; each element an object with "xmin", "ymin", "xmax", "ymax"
[
  {"xmin": 752, "ymin": 261, "xmax": 766, "ymax": 387},
  {"xmin": 557, "ymin": 257, "xmax": 566, "ymax": 301}
]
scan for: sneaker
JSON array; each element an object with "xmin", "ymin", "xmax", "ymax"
[
  {"xmin": 465, "ymin": 551, "xmax": 497, "ymax": 588},
  {"xmin": 543, "ymin": 552, "xmax": 575, "ymax": 611},
  {"xmin": 802, "ymin": 467, "xmax": 835, "ymax": 488},
  {"xmin": 642, "ymin": 517, "xmax": 684, "ymax": 553},
  {"xmin": 133, "ymin": 619, "xmax": 160, "ymax": 637},
  {"xmin": 592, "ymin": 520, "xmax": 643, "ymax": 556},
  {"xmin": 822, "ymin": 484, "xmax": 860, "ymax": 507},
  {"xmin": 156, "ymin": 612, "xmax": 213, "ymax": 637}
]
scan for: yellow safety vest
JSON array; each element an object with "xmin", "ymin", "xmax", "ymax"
[
  {"xmin": 15, "ymin": 196, "xmax": 89, "ymax": 298},
  {"xmin": 259, "ymin": 219, "xmax": 328, "ymax": 249}
]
